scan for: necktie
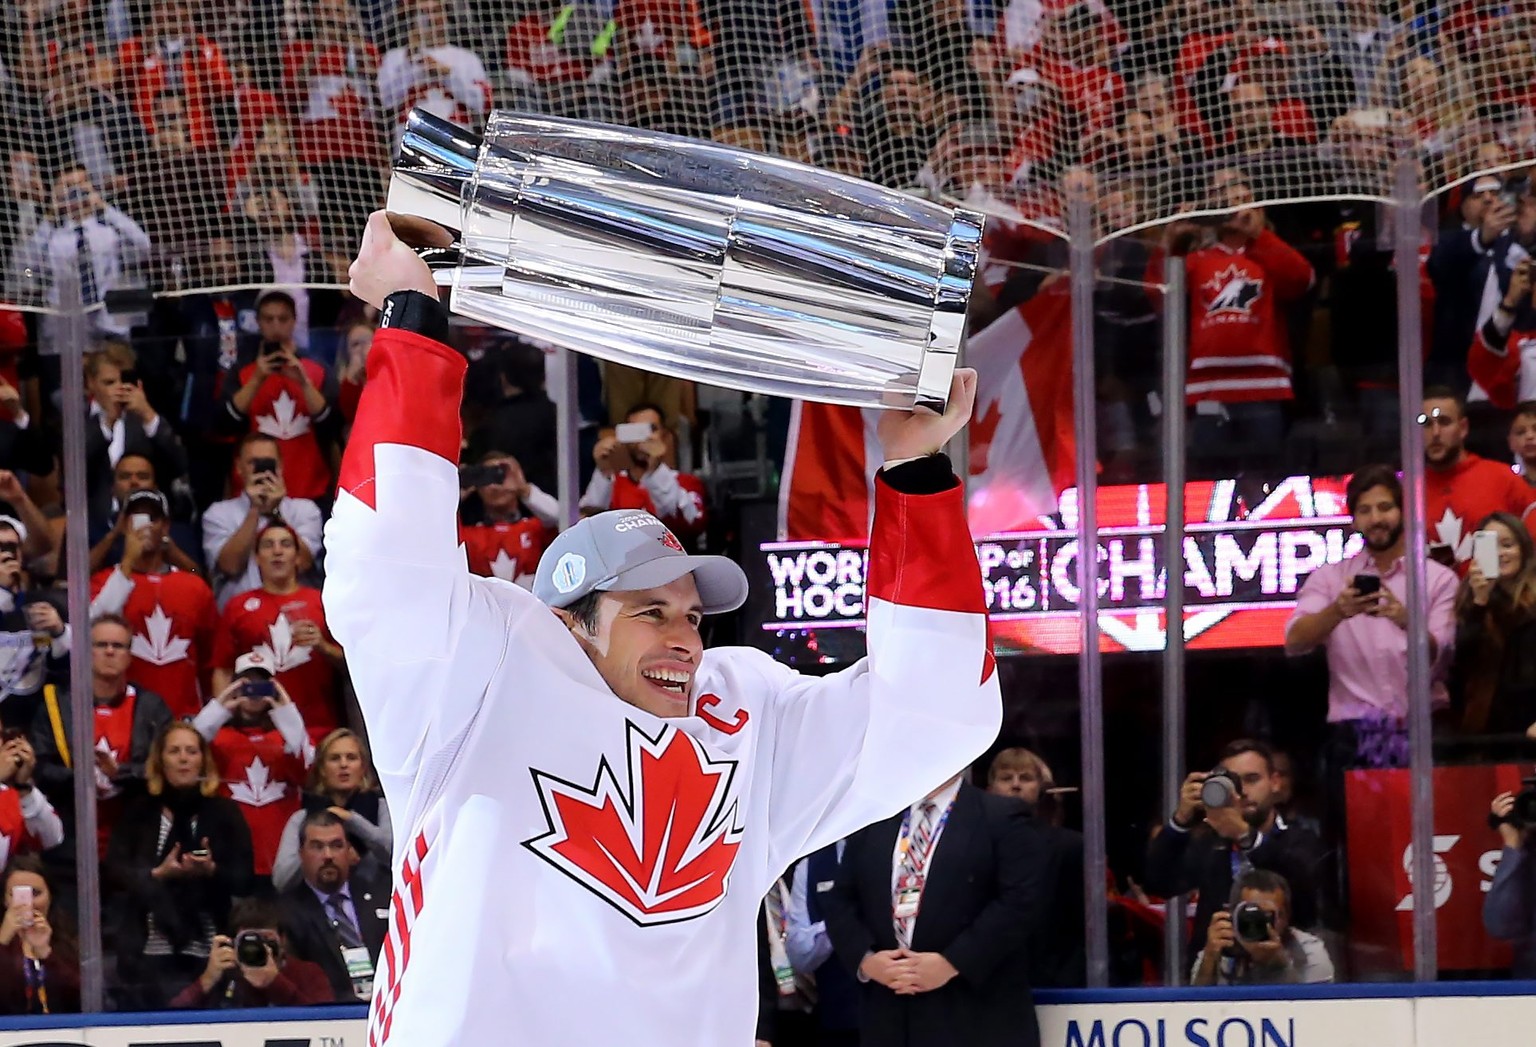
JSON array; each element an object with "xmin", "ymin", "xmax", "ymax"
[
  {"xmin": 328, "ymin": 892, "xmax": 364, "ymax": 949},
  {"xmin": 894, "ymin": 800, "xmax": 938, "ymax": 949},
  {"xmin": 76, "ymin": 224, "xmax": 99, "ymax": 307}
]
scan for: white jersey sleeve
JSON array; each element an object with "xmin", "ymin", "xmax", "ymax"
[
  {"xmin": 750, "ymin": 464, "xmax": 1001, "ymax": 875},
  {"xmin": 322, "ymin": 327, "xmax": 539, "ymax": 783}
]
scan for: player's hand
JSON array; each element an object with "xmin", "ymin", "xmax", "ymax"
[
  {"xmin": 876, "ymin": 367, "xmax": 977, "ymax": 465},
  {"xmin": 858, "ymin": 948, "xmax": 910, "ymax": 989},
  {"xmin": 349, "ymin": 210, "xmax": 440, "ymax": 309},
  {"xmin": 892, "ymin": 951, "xmax": 958, "ymax": 994}
]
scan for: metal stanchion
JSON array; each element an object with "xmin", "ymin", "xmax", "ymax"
[{"xmin": 1160, "ymin": 257, "xmax": 1189, "ymax": 984}]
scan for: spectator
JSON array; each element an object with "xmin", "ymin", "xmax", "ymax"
[
  {"xmin": 0, "ymin": 369, "xmax": 52, "ymax": 485},
  {"xmin": 1452, "ymin": 512, "xmax": 1536, "ymax": 747},
  {"xmin": 1286, "ymin": 465, "xmax": 1458, "ymax": 765},
  {"xmin": 1469, "ymin": 256, "xmax": 1536, "ymax": 413},
  {"xmin": 1427, "ymin": 174, "xmax": 1521, "ymax": 391},
  {"xmin": 1422, "ymin": 388, "xmax": 1536, "ymax": 566},
  {"xmin": 106, "ymin": 721, "xmax": 254, "ymax": 1010},
  {"xmin": 1515, "ymin": 402, "xmax": 1536, "ymax": 488},
  {"xmin": 783, "ymin": 840, "xmax": 858, "ymax": 1047},
  {"xmin": 116, "ymin": 0, "xmax": 233, "ymax": 150},
  {"xmin": 88, "ymin": 488, "xmax": 218, "ymax": 719},
  {"xmin": 191, "ymin": 654, "xmax": 315, "ymax": 883},
  {"xmin": 1485, "ymin": 788, "xmax": 1536, "ymax": 978},
  {"xmin": 985, "ymin": 747, "xmax": 1086, "ymax": 988},
  {"xmin": 459, "ymin": 453, "xmax": 557, "ymax": 586},
  {"xmin": 29, "ymin": 614, "xmax": 172, "ymax": 857},
  {"xmin": 82, "ymin": 342, "xmax": 188, "ymax": 541},
  {"xmin": 0, "ymin": 728, "xmax": 64, "ymax": 869},
  {"xmin": 280, "ymin": 808, "xmax": 388, "ymax": 1003},
  {"xmin": 168, "ymin": 897, "xmax": 332, "ymax": 1008},
  {"xmin": 33, "ymin": 49, "xmax": 147, "ymax": 200},
  {"xmin": 0, "ymin": 472, "xmax": 54, "ymax": 566},
  {"xmin": 211, "ymin": 523, "xmax": 341, "ymax": 732},
  {"xmin": 8, "ymin": 168, "xmax": 151, "ymax": 347},
  {"xmin": 244, "ymin": 187, "xmax": 315, "ymax": 354},
  {"xmin": 468, "ymin": 340, "xmax": 557, "ymax": 495},
  {"xmin": 582, "ymin": 404, "xmax": 707, "ymax": 540},
  {"xmin": 0, "ymin": 517, "xmax": 66, "ymax": 730},
  {"xmin": 821, "ymin": 774, "xmax": 1051, "ymax": 1047},
  {"xmin": 271, "ymin": 729, "xmax": 392, "ymax": 893},
  {"xmin": 202, "ymin": 435, "xmax": 324, "ymax": 611},
  {"xmin": 221, "ymin": 291, "xmax": 339, "ymax": 504},
  {"xmin": 376, "ymin": 0, "xmax": 492, "ymax": 152},
  {"xmin": 86, "ymin": 453, "xmax": 203, "ymax": 577},
  {"xmin": 128, "ymin": 87, "xmax": 228, "ymax": 270},
  {"xmin": 335, "ymin": 319, "xmax": 373, "ymax": 426},
  {"xmin": 1143, "ymin": 739, "xmax": 1326, "ymax": 954},
  {"xmin": 1179, "ymin": 170, "xmax": 1314, "ymax": 478},
  {"xmin": 1189, "ymin": 869, "xmax": 1334, "ymax": 986},
  {"xmin": 0, "ymin": 855, "xmax": 80, "ymax": 1015}
]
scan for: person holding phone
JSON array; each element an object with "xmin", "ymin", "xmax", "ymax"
[
  {"xmin": 191, "ymin": 652, "xmax": 315, "ymax": 885},
  {"xmin": 1469, "ymin": 256, "xmax": 1536, "ymax": 414},
  {"xmin": 202, "ymin": 434, "xmax": 324, "ymax": 611},
  {"xmin": 0, "ymin": 517, "xmax": 67, "ymax": 732},
  {"xmin": 1421, "ymin": 387, "xmax": 1536, "ymax": 571},
  {"xmin": 167, "ymin": 897, "xmax": 331, "ymax": 1009},
  {"xmin": 582, "ymin": 403, "xmax": 708, "ymax": 540},
  {"xmin": 82, "ymin": 342, "xmax": 189, "ymax": 541},
  {"xmin": 1452, "ymin": 512, "xmax": 1536, "ymax": 750},
  {"xmin": 458, "ymin": 452, "xmax": 558, "ymax": 588},
  {"xmin": 0, "ymin": 856, "xmax": 80, "ymax": 1015}
]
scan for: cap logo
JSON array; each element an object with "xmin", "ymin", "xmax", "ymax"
[
  {"xmin": 613, "ymin": 512, "xmax": 662, "ymax": 534},
  {"xmin": 659, "ymin": 530, "xmax": 684, "ymax": 553},
  {"xmin": 551, "ymin": 552, "xmax": 587, "ymax": 594}
]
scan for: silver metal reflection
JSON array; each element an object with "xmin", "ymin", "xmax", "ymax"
[{"xmin": 387, "ymin": 109, "xmax": 984, "ymax": 411}]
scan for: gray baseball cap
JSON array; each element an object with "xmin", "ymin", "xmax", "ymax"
[{"xmin": 532, "ymin": 510, "xmax": 748, "ymax": 614}]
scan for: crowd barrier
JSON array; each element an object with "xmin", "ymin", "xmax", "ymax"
[{"xmin": 1, "ymin": 987, "xmax": 1534, "ymax": 1046}]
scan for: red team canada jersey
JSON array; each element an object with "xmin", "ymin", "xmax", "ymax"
[
  {"xmin": 1425, "ymin": 453, "xmax": 1536, "ymax": 567},
  {"xmin": 324, "ymin": 326, "xmax": 1001, "ymax": 1047},
  {"xmin": 610, "ymin": 472, "xmax": 708, "ymax": 537},
  {"xmin": 281, "ymin": 41, "xmax": 383, "ymax": 165},
  {"xmin": 90, "ymin": 569, "xmax": 218, "ymax": 719},
  {"xmin": 208, "ymin": 723, "xmax": 310, "ymax": 875},
  {"xmin": 232, "ymin": 362, "xmax": 333, "ymax": 500},
  {"xmin": 0, "ymin": 788, "xmax": 43, "ymax": 868},
  {"xmin": 93, "ymin": 690, "xmax": 139, "ymax": 856},
  {"xmin": 213, "ymin": 587, "xmax": 341, "ymax": 734},
  {"xmin": 1184, "ymin": 230, "xmax": 1315, "ymax": 404},
  {"xmin": 1469, "ymin": 319, "xmax": 1536, "ymax": 410},
  {"xmin": 460, "ymin": 520, "xmax": 550, "ymax": 584}
]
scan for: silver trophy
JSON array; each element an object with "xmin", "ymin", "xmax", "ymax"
[{"xmin": 387, "ymin": 109, "xmax": 984, "ymax": 411}]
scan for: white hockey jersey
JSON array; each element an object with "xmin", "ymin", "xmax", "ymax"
[{"xmin": 323, "ymin": 328, "xmax": 1002, "ymax": 1047}]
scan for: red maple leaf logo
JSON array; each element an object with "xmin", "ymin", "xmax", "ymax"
[
  {"xmin": 523, "ymin": 723, "xmax": 744, "ymax": 926},
  {"xmin": 659, "ymin": 530, "xmax": 684, "ymax": 553}
]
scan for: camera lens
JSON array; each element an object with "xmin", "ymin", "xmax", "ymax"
[
  {"xmin": 1200, "ymin": 770, "xmax": 1239, "ymax": 809},
  {"xmin": 1232, "ymin": 901, "xmax": 1274, "ymax": 943}
]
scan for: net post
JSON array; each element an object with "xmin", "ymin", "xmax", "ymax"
[
  {"xmin": 1160, "ymin": 255, "xmax": 1188, "ymax": 986},
  {"xmin": 57, "ymin": 268, "xmax": 105, "ymax": 1012},
  {"xmin": 1393, "ymin": 150, "xmax": 1437, "ymax": 983},
  {"xmin": 1067, "ymin": 180, "xmax": 1109, "ymax": 988},
  {"xmin": 553, "ymin": 346, "xmax": 582, "ymax": 528}
]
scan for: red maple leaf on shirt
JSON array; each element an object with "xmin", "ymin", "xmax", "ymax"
[{"xmin": 524, "ymin": 723, "xmax": 744, "ymax": 926}]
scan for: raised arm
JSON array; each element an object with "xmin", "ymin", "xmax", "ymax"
[
  {"xmin": 322, "ymin": 212, "xmax": 526, "ymax": 783},
  {"xmin": 755, "ymin": 371, "xmax": 1002, "ymax": 873}
]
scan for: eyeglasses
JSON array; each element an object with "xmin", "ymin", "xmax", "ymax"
[{"xmin": 92, "ymin": 640, "xmax": 130, "ymax": 651}]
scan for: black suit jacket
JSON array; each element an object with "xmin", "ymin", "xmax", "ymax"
[
  {"xmin": 281, "ymin": 872, "xmax": 390, "ymax": 1003},
  {"xmin": 821, "ymin": 784, "xmax": 1052, "ymax": 1047}
]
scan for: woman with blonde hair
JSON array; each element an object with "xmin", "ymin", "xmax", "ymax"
[
  {"xmin": 104, "ymin": 722, "xmax": 254, "ymax": 1009},
  {"xmin": 270, "ymin": 728, "xmax": 392, "ymax": 891},
  {"xmin": 1452, "ymin": 512, "xmax": 1536, "ymax": 751}
]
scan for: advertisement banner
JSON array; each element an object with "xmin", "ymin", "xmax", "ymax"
[
  {"xmin": 1345, "ymin": 764, "xmax": 1523, "ymax": 974},
  {"xmin": 1038, "ymin": 997, "xmax": 1412, "ymax": 1047},
  {"xmin": 0, "ymin": 1017, "xmax": 362, "ymax": 1047}
]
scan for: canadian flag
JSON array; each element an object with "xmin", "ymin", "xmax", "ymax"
[{"xmin": 778, "ymin": 288, "xmax": 1076, "ymax": 541}]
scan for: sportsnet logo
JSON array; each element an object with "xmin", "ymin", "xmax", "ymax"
[
  {"xmin": 1204, "ymin": 265, "xmax": 1263, "ymax": 317},
  {"xmin": 523, "ymin": 722, "xmax": 744, "ymax": 926}
]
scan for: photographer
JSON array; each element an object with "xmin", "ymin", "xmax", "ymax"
[
  {"xmin": 1484, "ymin": 787, "xmax": 1536, "ymax": 978},
  {"xmin": 168, "ymin": 897, "xmax": 331, "ymax": 1008},
  {"xmin": 202, "ymin": 435, "xmax": 323, "ymax": 611},
  {"xmin": 459, "ymin": 452, "xmax": 557, "ymax": 586},
  {"xmin": 581, "ymin": 404, "xmax": 707, "ymax": 540},
  {"xmin": 1191, "ymin": 870, "xmax": 1334, "ymax": 986},
  {"xmin": 220, "ymin": 290, "xmax": 339, "ymax": 503},
  {"xmin": 1143, "ymin": 739, "xmax": 1325, "ymax": 952}
]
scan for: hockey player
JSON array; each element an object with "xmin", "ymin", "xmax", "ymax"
[{"xmin": 324, "ymin": 211, "xmax": 1001, "ymax": 1046}]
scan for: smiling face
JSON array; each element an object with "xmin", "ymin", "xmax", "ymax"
[
  {"xmin": 559, "ymin": 576, "xmax": 705, "ymax": 719},
  {"xmin": 1486, "ymin": 518, "xmax": 1526, "ymax": 580}
]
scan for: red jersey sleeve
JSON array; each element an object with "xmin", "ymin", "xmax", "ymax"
[
  {"xmin": 1245, "ymin": 228, "xmax": 1314, "ymax": 301},
  {"xmin": 1469, "ymin": 326, "xmax": 1522, "ymax": 410}
]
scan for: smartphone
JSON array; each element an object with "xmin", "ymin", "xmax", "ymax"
[
  {"xmin": 260, "ymin": 341, "xmax": 284, "ymax": 360},
  {"xmin": 615, "ymin": 421, "xmax": 654, "ymax": 444},
  {"xmin": 1473, "ymin": 529, "xmax": 1500, "ymax": 579},
  {"xmin": 189, "ymin": 848, "xmax": 211, "ymax": 859},
  {"xmin": 458, "ymin": 463, "xmax": 506, "ymax": 488},
  {"xmin": 130, "ymin": 513, "xmax": 153, "ymax": 532},
  {"xmin": 250, "ymin": 456, "xmax": 279, "ymax": 477},
  {"xmin": 1353, "ymin": 574, "xmax": 1382, "ymax": 596},
  {"xmin": 243, "ymin": 679, "xmax": 277, "ymax": 699},
  {"xmin": 119, "ymin": 368, "xmax": 138, "ymax": 385},
  {"xmin": 10, "ymin": 885, "xmax": 33, "ymax": 929},
  {"xmin": 1, "ymin": 727, "xmax": 25, "ymax": 743}
]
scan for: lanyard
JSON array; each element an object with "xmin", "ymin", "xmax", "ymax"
[
  {"xmin": 895, "ymin": 799, "xmax": 954, "ymax": 870},
  {"xmin": 22, "ymin": 956, "xmax": 49, "ymax": 1015}
]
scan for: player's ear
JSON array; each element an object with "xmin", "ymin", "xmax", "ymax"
[{"xmin": 552, "ymin": 606, "xmax": 589, "ymax": 641}]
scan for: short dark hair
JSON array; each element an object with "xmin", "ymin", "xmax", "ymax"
[
  {"xmin": 299, "ymin": 807, "xmax": 347, "ymax": 846},
  {"xmin": 229, "ymin": 897, "xmax": 286, "ymax": 935},
  {"xmin": 625, "ymin": 401, "xmax": 669, "ymax": 429},
  {"xmin": 1217, "ymin": 737, "xmax": 1275, "ymax": 773},
  {"xmin": 495, "ymin": 340, "xmax": 546, "ymax": 394},
  {"xmin": 237, "ymin": 432, "xmax": 282, "ymax": 459},
  {"xmin": 563, "ymin": 591, "xmax": 604, "ymax": 633},
  {"xmin": 1235, "ymin": 867, "xmax": 1292, "ymax": 907},
  {"xmin": 256, "ymin": 289, "xmax": 297, "ymax": 316},
  {"xmin": 1346, "ymin": 464, "xmax": 1402, "ymax": 515},
  {"xmin": 91, "ymin": 613, "xmax": 130, "ymax": 633},
  {"xmin": 1513, "ymin": 401, "xmax": 1536, "ymax": 425},
  {"xmin": 1422, "ymin": 385, "xmax": 1466, "ymax": 418}
]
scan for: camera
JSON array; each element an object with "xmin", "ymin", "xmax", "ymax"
[
  {"xmin": 1200, "ymin": 768, "xmax": 1242, "ymax": 809},
  {"xmin": 1489, "ymin": 776, "xmax": 1536, "ymax": 829},
  {"xmin": 250, "ymin": 457, "xmax": 279, "ymax": 478},
  {"xmin": 234, "ymin": 930, "xmax": 273, "ymax": 966},
  {"xmin": 458, "ymin": 462, "xmax": 507, "ymax": 489},
  {"xmin": 1232, "ymin": 901, "xmax": 1276, "ymax": 944}
]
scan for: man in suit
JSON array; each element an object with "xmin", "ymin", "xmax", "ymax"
[
  {"xmin": 280, "ymin": 807, "xmax": 388, "ymax": 1002},
  {"xmin": 821, "ymin": 774, "xmax": 1051, "ymax": 1047}
]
